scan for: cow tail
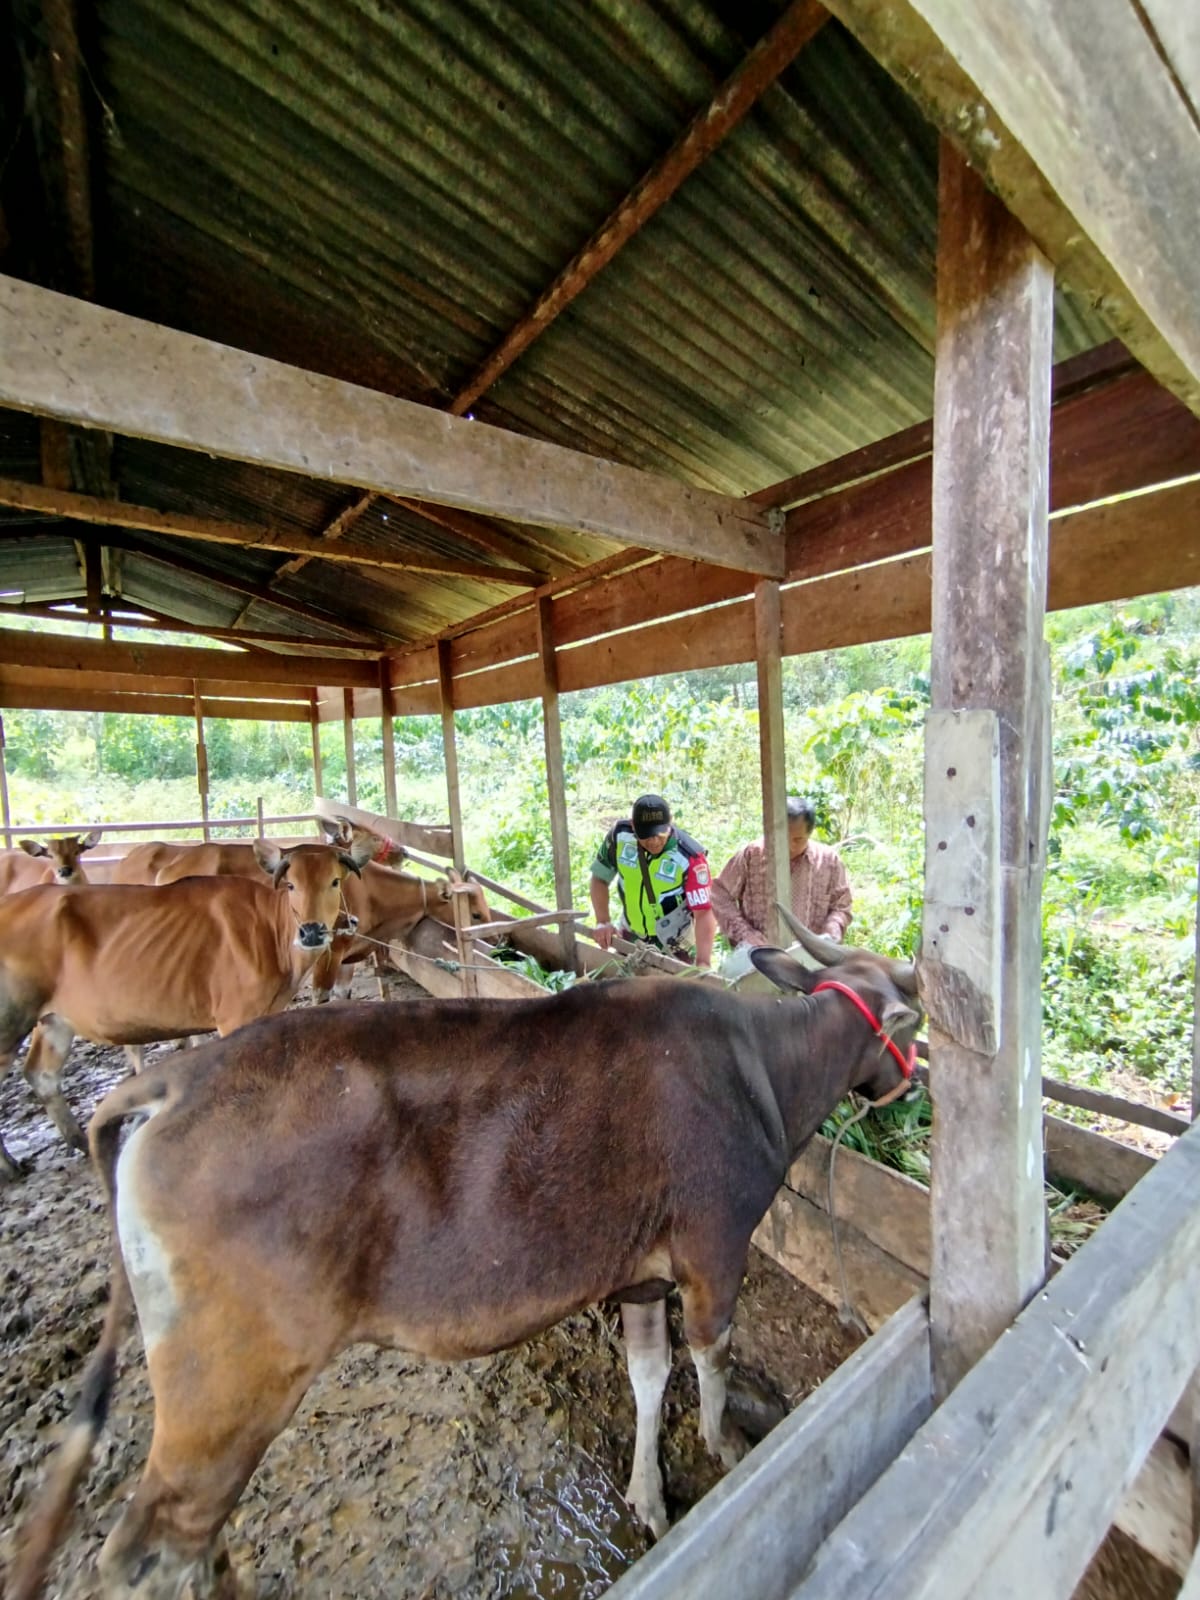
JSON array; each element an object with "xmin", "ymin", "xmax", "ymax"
[{"xmin": 7, "ymin": 1079, "xmax": 162, "ymax": 1600}]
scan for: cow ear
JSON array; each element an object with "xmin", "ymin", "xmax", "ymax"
[
  {"xmin": 19, "ymin": 839, "xmax": 48, "ymax": 858},
  {"xmin": 79, "ymin": 829, "xmax": 102, "ymax": 850},
  {"xmin": 254, "ymin": 839, "xmax": 284, "ymax": 877},
  {"xmin": 748, "ymin": 946, "xmax": 821, "ymax": 995},
  {"xmin": 879, "ymin": 997, "xmax": 921, "ymax": 1039}
]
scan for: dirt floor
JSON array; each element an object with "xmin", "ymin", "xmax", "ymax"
[{"xmin": 0, "ymin": 968, "xmax": 1182, "ymax": 1600}]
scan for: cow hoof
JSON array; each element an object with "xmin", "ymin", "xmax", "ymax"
[
  {"xmin": 311, "ymin": 989, "xmax": 331, "ymax": 1005},
  {"xmin": 628, "ymin": 1495, "xmax": 669, "ymax": 1541},
  {"xmin": 717, "ymin": 1424, "xmax": 750, "ymax": 1470}
]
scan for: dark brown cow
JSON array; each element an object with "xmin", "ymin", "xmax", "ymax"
[
  {"xmin": 9, "ymin": 926, "xmax": 921, "ymax": 1599},
  {"xmin": 0, "ymin": 831, "xmax": 102, "ymax": 894},
  {"xmin": 0, "ymin": 836, "xmax": 375, "ymax": 1180}
]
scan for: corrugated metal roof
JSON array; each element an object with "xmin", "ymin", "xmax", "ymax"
[{"xmin": 0, "ymin": 0, "xmax": 1115, "ymax": 647}]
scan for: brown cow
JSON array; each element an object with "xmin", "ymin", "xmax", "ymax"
[
  {"xmin": 0, "ymin": 831, "xmax": 102, "ymax": 894},
  {"xmin": 0, "ymin": 835, "xmax": 376, "ymax": 1181},
  {"xmin": 109, "ymin": 831, "xmax": 352, "ymax": 885},
  {"xmin": 9, "ymin": 925, "xmax": 921, "ymax": 1598}
]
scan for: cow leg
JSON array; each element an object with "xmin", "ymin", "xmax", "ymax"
[
  {"xmin": 620, "ymin": 1300, "xmax": 671, "ymax": 1538},
  {"xmin": 24, "ymin": 1015, "xmax": 86, "ymax": 1151},
  {"xmin": 126, "ymin": 1045, "xmax": 145, "ymax": 1073},
  {"xmin": 680, "ymin": 1280, "xmax": 750, "ymax": 1470},
  {"xmin": 309, "ymin": 946, "xmax": 339, "ymax": 1004}
]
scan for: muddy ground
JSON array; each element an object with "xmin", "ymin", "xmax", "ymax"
[{"xmin": 0, "ymin": 970, "xmax": 1180, "ymax": 1599}]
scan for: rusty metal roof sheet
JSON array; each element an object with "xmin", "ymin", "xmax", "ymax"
[{"xmin": 0, "ymin": 0, "xmax": 1115, "ymax": 647}]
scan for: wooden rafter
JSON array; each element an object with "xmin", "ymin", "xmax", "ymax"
[
  {"xmin": 0, "ymin": 276, "xmax": 781, "ymax": 576},
  {"xmin": 0, "ymin": 629, "xmax": 377, "ymax": 687},
  {"xmin": 272, "ymin": 491, "xmax": 374, "ymax": 580},
  {"xmin": 0, "ymin": 479, "xmax": 542, "ymax": 586},
  {"xmin": 447, "ymin": 0, "xmax": 830, "ymax": 416}
]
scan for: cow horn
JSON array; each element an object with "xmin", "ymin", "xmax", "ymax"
[{"xmin": 776, "ymin": 904, "xmax": 848, "ymax": 967}]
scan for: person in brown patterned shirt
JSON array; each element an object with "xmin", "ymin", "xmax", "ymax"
[{"xmin": 711, "ymin": 797, "xmax": 853, "ymax": 950}]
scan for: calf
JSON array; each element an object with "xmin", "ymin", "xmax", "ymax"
[
  {"xmin": 0, "ymin": 835, "xmax": 375, "ymax": 1180},
  {"xmin": 0, "ymin": 831, "xmax": 101, "ymax": 895},
  {"xmin": 9, "ymin": 926, "xmax": 921, "ymax": 1598}
]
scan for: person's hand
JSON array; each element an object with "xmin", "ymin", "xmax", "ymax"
[{"xmin": 595, "ymin": 920, "xmax": 616, "ymax": 950}]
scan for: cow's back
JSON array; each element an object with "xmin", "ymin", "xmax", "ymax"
[
  {"xmin": 0, "ymin": 850, "xmax": 51, "ymax": 897},
  {"xmin": 110, "ymin": 841, "xmax": 264, "ymax": 886},
  {"xmin": 2, "ymin": 878, "xmax": 291, "ymax": 1044}
]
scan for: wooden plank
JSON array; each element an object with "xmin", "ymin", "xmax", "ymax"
[
  {"xmin": 1042, "ymin": 1076, "xmax": 1189, "ymax": 1139},
  {"xmin": 0, "ymin": 665, "xmax": 312, "ymax": 702},
  {"xmin": 0, "ymin": 712, "xmax": 10, "ymax": 848},
  {"xmin": 0, "ymin": 683, "xmax": 309, "ymax": 720},
  {"xmin": 342, "ymin": 688, "xmax": 357, "ymax": 808},
  {"xmin": 820, "ymin": 0, "xmax": 1200, "ymax": 415},
  {"xmin": 312, "ymin": 795, "xmax": 452, "ymax": 858},
  {"xmin": 924, "ymin": 146, "xmax": 1052, "ymax": 1401},
  {"xmin": 754, "ymin": 582, "xmax": 790, "ymax": 946},
  {"xmin": 437, "ymin": 641, "xmax": 466, "ymax": 872},
  {"xmin": 784, "ymin": 367, "xmax": 1200, "ymax": 578},
  {"xmin": 309, "ymin": 694, "xmax": 323, "ymax": 798},
  {"xmin": 0, "ymin": 625, "xmax": 376, "ymax": 688},
  {"xmin": 536, "ymin": 597, "xmax": 577, "ymax": 970},
  {"xmin": 1043, "ymin": 1112, "xmax": 1155, "ymax": 1205},
  {"xmin": 0, "ymin": 477, "xmax": 540, "ymax": 586},
  {"xmin": 786, "ymin": 1134, "xmax": 932, "ymax": 1279},
  {"xmin": 0, "ymin": 600, "xmax": 380, "ymax": 653},
  {"xmin": 607, "ymin": 1298, "xmax": 932, "ymax": 1600},
  {"xmin": 378, "ymin": 661, "xmax": 397, "ymax": 819},
  {"xmin": 754, "ymin": 1186, "xmax": 927, "ymax": 1333},
  {"xmin": 793, "ymin": 1119, "xmax": 1200, "ymax": 1600},
  {"xmin": 0, "ymin": 275, "xmax": 783, "ymax": 577},
  {"xmin": 1113, "ymin": 1434, "xmax": 1192, "ymax": 1579},
  {"xmin": 1137, "ymin": 2, "xmax": 1200, "ymax": 124}
]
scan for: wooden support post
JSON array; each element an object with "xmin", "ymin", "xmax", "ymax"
[
  {"xmin": 0, "ymin": 712, "xmax": 11, "ymax": 848},
  {"xmin": 754, "ymin": 580, "xmax": 790, "ymax": 947},
  {"xmin": 450, "ymin": 884, "xmax": 479, "ymax": 999},
  {"xmin": 922, "ymin": 143, "xmax": 1053, "ymax": 1401},
  {"xmin": 536, "ymin": 598, "xmax": 578, "ymax": 972},
  {"xmin": 1191, "ymin": 837, "xmax": 1200, "ymax": 1544},
  {"xmin": 342, "ymin": 687, "xmax": 357, "ymax": 808},
  {"xmin": 192, "ymin": 682, "xmax": 210, "ymax": 842},
  {"xmin": 256, "ymin": 794, "xmax": 265, "ymax": 839},
  {"xmin": 379, "ymin": 660, "xmax": 398, "ymax": 820},
  {"xmin": 84, "ymin": 541, "xmax": 102, "ymax": 618},
  {"xmin": 437, "ymin": 640, "xmax": 466, "ymax": 873},
  {"xmin": 309, "ymin": 692, "xmax": 324, "ymax": 800}
]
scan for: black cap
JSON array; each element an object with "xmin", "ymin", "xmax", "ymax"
[{"xmin": 632, "ymin": 794, "xmax": 672, "ymax": 840}]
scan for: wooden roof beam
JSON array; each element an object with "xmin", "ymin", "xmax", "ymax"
[
  {"xmin": 0, "ymin": 276, "xmax": 783, "ymax": 577},
  {"xmin": 0, "ymin": 628, "xmax": 378, "ymax": 687},
  {"xmin": 0, "ymin": 479, "xmax": 542, "ymax": 587},
  {"xmin": 823, "ymin": 0, "xmax": 1200, "ymax": 415},
  {"xmin": 0, "ymin": 598, "xmax": 380, "ymax": 654},
  {"xmin": 448, "ymin": 0, "xmax": 831, "ymax": 415}
]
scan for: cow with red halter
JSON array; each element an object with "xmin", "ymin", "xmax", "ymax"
[{"xmin": 9, "ymin": 920, "xmax": 920, "ymax": 1599}]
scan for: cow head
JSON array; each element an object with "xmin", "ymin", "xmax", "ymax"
[
  {"xmin": 750, "ymin": 909, "xmax": 922, "ymax": 1104},
  {"xmin": 253, "ymin": 836, "xmax": 377, "ymax": 949},
  {"xmin": 19, "ymin": 829, "xmax": 102, "ymax": 884}
]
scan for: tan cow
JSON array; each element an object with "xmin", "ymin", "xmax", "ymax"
[
  {"xmin": 0, "ymin": 835, "xmax": 375, "ymax": 1180},
  {"xmin": 0, "ymin": 831, "xmax": 102, "ymax": 894},
  {"xmin": 8, "ymin": 929, "xmax": 922, "ymax": 1598},
  {"xmin": 109, "ymin": 834, "xmax": 349, "ymax": 885}
]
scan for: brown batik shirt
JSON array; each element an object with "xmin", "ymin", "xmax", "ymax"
[{"xmin": 711, "ymin": 837, "xmax": 853, "ymax": 947}]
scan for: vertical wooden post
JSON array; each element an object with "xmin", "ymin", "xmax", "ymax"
[
  {"xmin": 192, "ymin": 683, "xmax": 211, "ymax": 842},
  {"xmin": 309, "ymin": 692, "xmax": 324, "ymax": 801},
  {"xmin": 536, "ymin": 598, "xmax": 577, "ymax": 971},
  {"xmin": 84, "ymin": 541, "xmax": 102, "ymax": 619},
  {"xmin": 342, "ymin": 687, "xmax": 357, "ymax": 807},
  {"xmin": 379, "ymin": 659, "xmax": 398, "ymax": 820},
  {"xmin": 256, "ymin": 794, "xmax": 265, "ymax": 839},
  {"xmin": 1191, "ymin": 840, "xmax": 1200, "ymax": 1541},
  {"xmin": 754, "ymin": 580, "xmax": 790, "ymax": 947},
  {"xmin": 437, "ymin": 640, "xmax": 466, "ymax": 873},
  {"xmin": 0, "ymin": 712, "xmax": 11, "ymax": 848},
  {"xmin": 451, "ymin": 883, "xmax": 479, "ymax": 999},
  {"xmin": 923, "ymin": 143, "xmax": 1053, "ymax": 1402}
]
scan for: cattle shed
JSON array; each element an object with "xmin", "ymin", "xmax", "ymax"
[{"xmin": 2, "ymin": 0, "xmax": 1200, "ymax": 1596}]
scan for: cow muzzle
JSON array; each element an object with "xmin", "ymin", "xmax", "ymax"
[{"xmin": 296, "ymin": 921, "xmax": 332, "ymax": 949}]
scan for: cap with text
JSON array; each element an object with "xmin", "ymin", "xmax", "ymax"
[{"xmin": 631, "ymin": 794, "xmax": 672, "ymax": 840}]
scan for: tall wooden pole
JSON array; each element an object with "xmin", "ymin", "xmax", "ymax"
[
  {"xmin": 309, "ymin": 691, "xmax": 324, "ymax": 801},
  {"xmin": 0, "ymin": 712, "xmax": 11, "ymax": 848},
  {"xmin": 1192, "ymin": 838, "xmax": 1200, "ymax": 1541},
  {"xmin": 536, "ymin": 598, "xmax": 577, "ymax": 971},
  {"xmin": 754, "ymin": 580, "xmax": 790, "ymax": 948},
  {"xmin": 923, "ymin": 143, "xmax": 1053, "ymax": 1401},
  {"xmin": 379, "ymin": 660, "xmax": 398, "ymax": 820},
  {"xmin": 342, "ymin": 687, "xmax": 357, "ymax": 808},
  {"xmin": 437, "ymin": 640, "xmax": 466, "ymax": 872},
  {"xmin": 192, "ymin": 682, "xmax": 210, "ymax": 842}
]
